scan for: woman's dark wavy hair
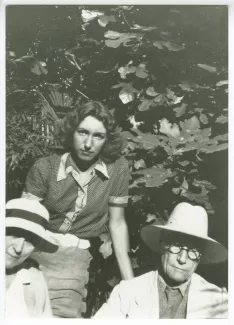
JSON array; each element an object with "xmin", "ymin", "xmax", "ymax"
[{"xmin": 58, "ymin": 101, "xmax": 124, "ymax": 164}]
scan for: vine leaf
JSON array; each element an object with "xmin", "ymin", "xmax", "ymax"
[
  {"xmin": 99, "ymin": 233, "xmax": 113, "ymax": 259},
  {"xmin": 81, "ymin": 9, "xmax": 103, "ymax": 23},
  {"xmin": 166, "ymin": 88, "xmax": 183, "ymax": 105},
  {"xmin": 134, "ymin": 158, "xmax": 146, "ymax": 170},
  {"xmin": 128, "ymin": 115, "xmax": 144, "ymax": 129},
  {"xmin": 197, "ymin": 63, "xmax": 217, "ymax": 73},
  {"xmin": 98, "ymin": 15, "xmax": 116, "ymax": 27},
  {"xmin": 153, "ymin": 40, "xmax": 184, "ymax": 51},
  {"xmin": 131, "ymin": 24, "xmax": 158, "ymax": 31},
  {"xmin": 146, "ymin": 86, "xmax": 159, "ymax": 97},
  {"xmin": 180, "ymin": 116, "xmax": 200, "ymax": 135},
  {"xmin": 173, "ymin": 103, "xmax": 187, "ymax": 117},
  {"xmin": 104, "ymin": 30, "xmax": 143, "ymax": 48},
  {"xmin": 112, "ymin": 82, "xmax": 139, "ymax": 104},
  {"xmin": 132, "ymin": 167, "xmax": 176, "ymax": 188},
  {"xmin": 199, "ymin": 113, "xmax": 209, "ymax": 124},
  {"xmin": 138, "ymin": 99, "xmax": 153, "ymax": 111},
  {"xmin": 135, "ymin": 63, "xmax": 148, "ymax": 78},
  {"xmin": 146, "ymin": 213, "xmax": 157, "ymax": 223},
  {"xmin": 118, "ymin": 64, "xmax": 136, "ymax": 79},
  {"xmin": 216, "ymin": 80, "xmax": 228, "ymax": 87},
  {"xmin": 216, "ymin": 115, "xmax": 228, "ymax": 124},
  {"xmin": 159, "ymin": 118, "xmax": 180, "ymax": 138}
]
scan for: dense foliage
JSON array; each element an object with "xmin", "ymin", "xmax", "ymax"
[{"xmin": 6, "ymin": 5, "xmax": 228, "ymax": 316}]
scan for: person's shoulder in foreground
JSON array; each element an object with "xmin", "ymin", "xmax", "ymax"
[{"xmin": 94, "ymin": 202, "xmax": 228, "ymax": 319}]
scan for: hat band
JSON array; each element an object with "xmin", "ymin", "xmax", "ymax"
[{"xmin": 6, "ymin": 209, "xmax": 48, "ymax": 228}]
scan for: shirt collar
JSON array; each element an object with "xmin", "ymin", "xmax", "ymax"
[
  {"xmin": 158, "ymin": 272, "xmax": 191, "ymax": 297},
  {"xmin": 57, "ymin": 152, "xmax": 109, "ymax": 181}
]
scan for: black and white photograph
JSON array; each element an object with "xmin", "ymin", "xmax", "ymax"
[{"xmin": 3, "ymin": 1, "xmax": 230, "ymax": 320}]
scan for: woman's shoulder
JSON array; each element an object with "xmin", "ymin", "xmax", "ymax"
[
  {"xmin": 33, "ymin": 153, "xmax": 65, "ymax": 168},
  {"xmin": 106, "ymin": 155, "xmax": 129, "ymax": 177}
]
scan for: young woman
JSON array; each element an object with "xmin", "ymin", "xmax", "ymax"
[{"xmin": 22, "ymin": 101, "xmax": 134, "ymax": 317}]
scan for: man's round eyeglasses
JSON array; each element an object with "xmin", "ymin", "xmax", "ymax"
[{"xmin": 164, "ymin": 243, "xmax": 203, "ymax": 261}]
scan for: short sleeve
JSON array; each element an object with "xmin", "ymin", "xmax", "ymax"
[
  {"xmin": 22, "ymin": 157, "xmax": 51, "ymax": 200},
  {"xmin": 109, "ymin": 157, "xmax": 130, "ymax": 208}
]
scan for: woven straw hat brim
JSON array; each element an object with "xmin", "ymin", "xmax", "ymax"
[
  {"xmin": 141, "ymin": 224, "xmax": 228, "ymax": 264},
  {"xmin": 6, "ymin": 217, "xmax": 58, "ymax": 253}
]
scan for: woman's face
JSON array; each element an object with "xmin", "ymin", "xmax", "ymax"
[
  {"xmin": 5, "ymin": 236, "xmax": 35, "ymax": 269},
  {"xmin": 73, "ymin": 115, "xmax": 107, "ymax": 163}
]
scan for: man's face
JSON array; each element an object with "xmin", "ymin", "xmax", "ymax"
[
  {"xmin": 5, "ymin": 236, "xmax": 35, "ymax": 269},
  {"xmin": 73, "ymin": 116, "xmax": 107, "ymax": 163},
  {"xmin": 160, "ymin": 233, "xmax": 204, "ymax": 285}
]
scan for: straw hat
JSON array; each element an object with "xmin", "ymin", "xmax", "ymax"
[
  {"xmin": 6, "ymin": 198, "xmax": 58, "ymax": 253},
  {"xmin": 140, "ymin": 202, "xmax": 228, "ymax": 264}
]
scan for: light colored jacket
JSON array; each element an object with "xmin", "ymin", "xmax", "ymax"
[
  {"xmin": 5, "ymin": 267, "xmax": 53, "ymax": 318},
  {"xmin": 94, "ymin": 270, "xmax": 228, "ymax": 319}
]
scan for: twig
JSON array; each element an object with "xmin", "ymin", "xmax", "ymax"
[
  {"xmin": 121, "ymin": 10, "xmax": 131, "ymax": 28},
  {"xmin": 75, "ymin": 89, "xmax": 90, "ymax": 100},
  {"xmin": 71, "ymin": 55, "xmax": 82, "ymax": 71}
]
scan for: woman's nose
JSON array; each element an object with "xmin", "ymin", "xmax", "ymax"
[
  {"xmin": 84, "ymin": 135, "xmax": 92, "ymax": 149},
  {"xmin": 14, "ymin": 238, "xmax": 25, "ymax": 255}
]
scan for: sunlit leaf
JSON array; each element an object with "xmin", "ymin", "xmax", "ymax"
[
  {"xmin": 118, "ymin": 65, "xmax": 136, "ymax": 79},
  {"xmin": 99, "ymin": 233, "xmax": 112, "ymax": 259},
  {"xmin": 159, "ymin": 118, "xmax": 180, "ymax": 138},
  {"xmin": 131, "ymin": 195, "xmax": 143, "ymax": 203},
  {"xmin": 131, "ymin": 257, "xmax": 139, "ymax": 269},
  {"xmin": 146, "ymin": 213, "xmax": 157, "ymax": 223},
  {"xmin": 134, "ymin": 158, "xmax": 146, "ymax": 170},
  {"xmin": 104, "ymin": 30, "xmax": 143, "ymax": 48},
  {"xmin": 216, "ymin": 115, "xmax": 228, "ymax": 124},
  {"xmin": 135, "ymin": 63, "xmax": 148, "ymax": 78},
  {"xmin": 193, "ymin": 179, "xmax": 217, "ymax": 191},
  {"xmin": 216, "ymin": 80, "xmax": 228, "ymax": 87},
  {"xmin": 105, "ymin": 39, "xmax": 122, "ymax": 48},
  {"xmin": 173, "ymin": 103, "xmax": 187, "ymax": 117},
  {"xmin": 128, "ymin": 115, "xmax": 144, "ymax": 129},
  {"xmin": 181, "ymin": 178, "xmax": 189, "ymax": 194},
  {"xmin": 119, "ymin": 89, "xmax": 134, "ymax": 104},
  {"xmin": 198, "ymin": 63, "xmax": 217, "ymax": 73},
  {"xmin": 199, "ymin": 113, "xmax": 209, "ymax": 124},
  {"xmin": 138, "ymin": 99, "xmax": 153, "ymax": 111},
  {"xmin": 153, "ymin": 40, "xmax": 184, "ymax": 51},
  {"xmin": 131, "ymin": 24, "xmax": 158, "ymax": 31},
  {"xmin": 146, "ymin": 87, "xmax": 159, "ymax": 97},
  {"xmin": 180, "ymin": 116, "xmax": 200, "ymax": 134},
  {"xmin": 132, "ymin": 166, "xmax": 176, "ymax": 188},
  {"xmin": 9, "ymin": 51, "xmax": 16, "ymax": 57},
  {"xmin": 112, "ymin": 82, "xmax": 139, "ymax": 104},
  {"xmin": 98, "ymin": 15, "xmax": 116, "ymax": 27},
  {"xmin": 166, "ymin": 88, "xmax": 183, "ymax": 105},
  {"xmin": 136, "ymin": 130, "xmax": 161, "ymax": 149},
  {"xmin": 153, "ymin": 94, "xmax": 166, "ymax": 105},
  {"xmin": 178, "ymin": 160, "xmax": 190, "ymax": 167},
  {"xmin": 81, "ymin": 9, "xmax": 103, "ymax": 23},
  {"xmin": 104, "ymin": 30, "xmax": 122, "ymax": 39}
]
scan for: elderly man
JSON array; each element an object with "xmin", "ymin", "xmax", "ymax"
[
  {"xmin": 5, "ymin": 198, "xmax": 58, "ymax": 318},
  {"xmin": 94, "ymin": 202, "xmax": 228, "ymax": 319}
]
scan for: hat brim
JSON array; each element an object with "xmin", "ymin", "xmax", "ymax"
[
  {"xmin": 6, "ymin": 218, "xmax": 58, "ymax": 254},
  {"xmin": 140, "ymin": 224, "xmax": 228, "ymax": 264}
]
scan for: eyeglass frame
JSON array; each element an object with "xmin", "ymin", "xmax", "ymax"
[{"xmin": 161, "ymin": 242, "xmax": 203, "ymax": 261}]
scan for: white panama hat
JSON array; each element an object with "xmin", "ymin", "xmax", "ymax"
[
  {"xmin": 140, "ymin": 202, "xmax": 228, "ymax": 264},
  {"xmin": 6, "ymin": 198, "xmax": 58, "ymax": 253}
]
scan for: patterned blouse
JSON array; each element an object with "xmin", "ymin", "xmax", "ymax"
[{"xmin": 22, "ymin": 153, "xmax": 130, "ymax": 238}]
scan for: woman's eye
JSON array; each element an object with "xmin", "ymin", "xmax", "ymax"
[
  {"xmin": 94, "ymin": 134, "xmax": 105, "ymax": 140},
  {"xmin": 77, "ymin": 130, "xmax": 87, "ymax": 136}
]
